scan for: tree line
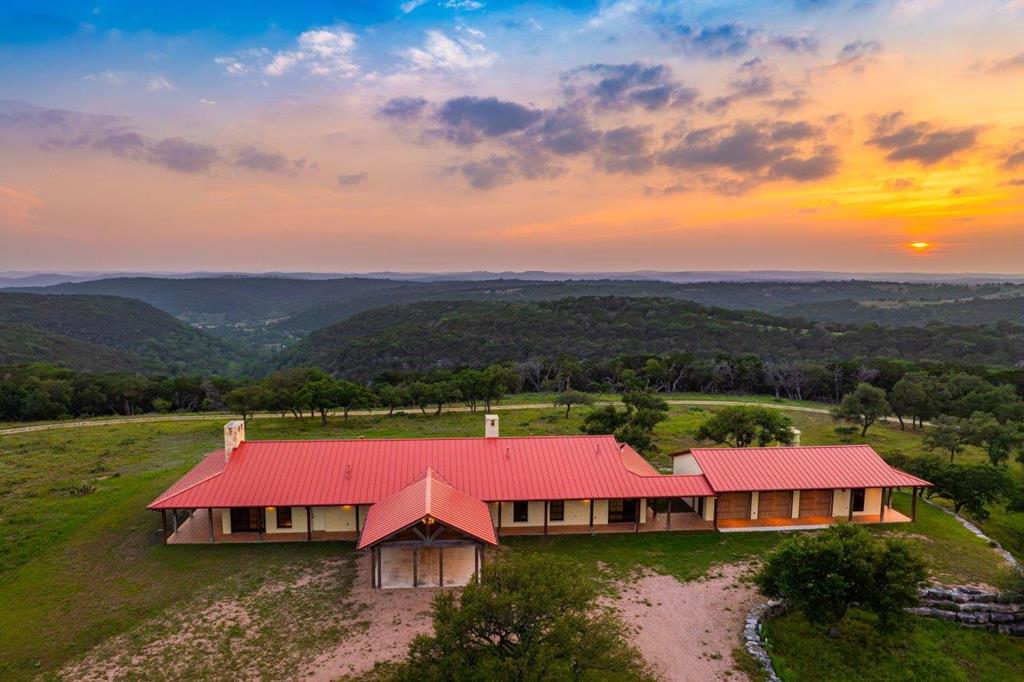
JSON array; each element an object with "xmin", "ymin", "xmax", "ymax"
[{"xmin": 3, "ymin": 354, "xmax": 1023, "ymax": 426}]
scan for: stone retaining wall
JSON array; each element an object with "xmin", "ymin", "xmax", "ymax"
[
  {"xmin": 743, "ymin": 600, "xmax": 786, "ymax": 681},
  {"xmin": 910, "ymin": 586, "xmax": 1024, "ymax": 635}
]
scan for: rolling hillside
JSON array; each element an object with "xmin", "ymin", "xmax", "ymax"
[
  {"xmin": 10, "ymin": 278, "xmax": 1023, "ymax": 350},
  {"xmin": 280, "ymin": 297, "xmax": 1024, "ymax": 381},
  {"xmin": 0, "ymin": 293, "xmax": 240, "ymax": 374}
]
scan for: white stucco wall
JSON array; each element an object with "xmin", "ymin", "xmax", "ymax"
[
  {"xmin": 703, "ymin": 497, "xmax": 716, "ymax": 522},
  {"xmin": 672, "ymin": 453, "xmax": 703, "ymax": 475},
  {"xmin": 831, "ymin": 488, "xmax": 882, "ymax": 517},
  {"xmin": 488, "ymin": 499, "xmax": 613, "ymax": 528},
  {"xmin": 265, "ymin": 506, "xmax": 308, "ymax": 534}
]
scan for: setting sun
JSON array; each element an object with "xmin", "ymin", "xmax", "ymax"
[{"xmin": 909, "ymin": 242, "xmax": 933, "ymax": 252}]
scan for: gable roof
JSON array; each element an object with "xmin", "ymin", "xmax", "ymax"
[
  {"xmin": 356, "ymin": 468, "xmax": 498, "ymax": 550},
  {"xmin": 148, "ymin": 435, "xmax": 712, "ymax": 510},
  {"xmin": 687, "ymin": 445, "xmax": 932, "ymax": 493},
  {"xmin": 150, "ymin": 449, "xmax": 227, "ymax": 508}
]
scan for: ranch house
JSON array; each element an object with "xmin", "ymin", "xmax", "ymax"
[{"xmin": 149, "ymin": 416, "xmax": 930, "ymax": 588}]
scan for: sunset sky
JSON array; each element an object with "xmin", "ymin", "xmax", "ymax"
[{"xmin": 2, "ymin": 1, "xmax": 1023, "ymax": 273}]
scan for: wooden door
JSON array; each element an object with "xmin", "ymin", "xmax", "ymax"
[
  {"xmin": 717, "ymin": 492, "xmax": 752, "ymax": 520},
  {"xmin": 758, "ymin": 491, "xmax": 792, "ymax": 519},
  {"xmin": 798, "ymin": 490, "xmax": 833, "ymax": 518}
]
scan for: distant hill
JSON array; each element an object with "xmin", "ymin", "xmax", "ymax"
[
  {"xmin": 280, "ymin": 297, "xmax": 1024, "ymax": 381},
  {"xmin": 4, "ymin": 277, "xmax": 407, "ymax": 325},
  {"xmin": 12, "ymin": 276, "xmax": 1023, "ymax": 337},
  {"xmin": 0, "ymin": 293, "xmax": 240, "ymax": 374},
  {"xmin": 0, "ymin": 324, "xmax": 137, "ymax": 372},
  {"xmin": 780, "ymin": 295, "xmax": 1024, "ymax": 326}
]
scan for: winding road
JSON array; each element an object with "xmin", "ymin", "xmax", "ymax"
[{"xmin": 0, "ymin": 398, "xmax": 897, "ymax": 437}]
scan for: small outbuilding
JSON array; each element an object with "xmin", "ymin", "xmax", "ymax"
[{"xmin": 357, "ymin": 467, "xmax": 496, "ymax": 588}]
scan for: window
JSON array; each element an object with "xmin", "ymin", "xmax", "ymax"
[
  {"xmin": 513, "ymin": 501, "xmax": 529, "ymax": 523},
  {"xmin": 230, "ymin": 507, "xmax": 261, "ymax": 532},
  {"xmin": 276, "ymin": 506, "xmax": 293, "ymax": 529},
  {"xmin": 608, "ymin": 499, "xmax": 639, "ymax": 523},
  {"xmin": 549, "ymin": 500, "xmax": 565, "ymax": 522},
  {"xmin": 851, "ymin": 488, "xmax": 866, "ymax": 513}
]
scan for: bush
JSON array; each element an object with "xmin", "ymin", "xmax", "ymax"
[
  {"xmin": 756, "ymin": 524, "xmax": 927, "ymax": 635},
  {"xmin": 384, "ymin": 553, "xmax": 656, "ymax": 681}
]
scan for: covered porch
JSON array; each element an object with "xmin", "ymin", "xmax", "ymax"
[
  {"xmin": 162, "ymin": 508, "xmax": 359, "ymax": 544},
  {"xmin": 717, "ymin": 505, "xmax": 912, "ymax": 531}
]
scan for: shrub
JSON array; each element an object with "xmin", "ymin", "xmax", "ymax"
[
  {"xmin": 384, "ymin": 553, "xmax": 656, "ymax": 681},
  {"xmin": 756, "ymin": 524, "xmax": 927, "ymax": 635}
]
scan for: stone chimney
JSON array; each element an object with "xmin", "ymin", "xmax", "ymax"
[
  {"xmin": 788, "ymin": 427, "xmax": 801, "ymax": 447},
  {"xmin": 224, "ymin": 419, "xmax": 245, "ymax": 460},
  {"xmin": 485, "ymin": 414, "xmax": 500, "ymax": 438}
]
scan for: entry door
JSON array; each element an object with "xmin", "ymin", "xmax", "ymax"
[
  {"xmin": 230, "ymin": 507, "xmax": 261, "ymax": 532},
  {"xmin": 609, "ymin": 499, "xmax": 639, "ymax": 523}
]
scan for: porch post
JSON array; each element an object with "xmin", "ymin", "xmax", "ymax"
[
  {"xmin": 377, "ymin": 546, "xmax": 383, "ymax": 587},
  {"xmin": 544, "ymin": 500, "xmax": 549, "ymax": 536},
  {"xmin": 439, "ymin": 546, "xmax": 444, "ymax": 587},
  {"xmin": 847, "ymin": 490, "xmax": 854, "ymax": 522},
  {"xmin": 370, "ymin": 548, "xmax": 377, "ymax": 588},
  {"xmin": 497, "ymin": 501, "xmax": 502, "ymax": 537},
  {"xmin": 589, "ymin": 500, "xmax": 594, "ymax": 535},
  {"xmin": 171, "ymin": 508, "xmax": 178, "ymax": 534},
  {"xmin": 355, "ymin": 505, "xmax": 361, "ymax": 532},
  {"xmin": 474, "ymin": 544, "xmax": 480, "ymax": 580},
  {"xmin": 161, "ymin": 509, "xmax": 168, "ymax": 544},
  {"xmin": 208, "ymin": 507, "xmax": 215, "ymax": 543},
  {"xmin": 713, "ymin": 497, "xmax": 719, "ymax": 530},
  {"xmin": 666, "ymin": 498, "xmax": 672, "ymax": 529},
  {"xmin": 306, "ymin": 506, "xmax": 312, "ymax": 541},
  {"xmin": 879, "ymin": 488, "xmax": 887, "ymax": 523},
  {"xmin": 412, "ymin": 547, "xmax": 418, "ymax": 588},
  {"xmin": 911, "ymin": 487, "xmax": 918, "ymax": 521}
]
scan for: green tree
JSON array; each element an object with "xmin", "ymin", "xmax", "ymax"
[
  {"xmin": 554, "ymin": 390, "xmax": 594, "ymax": 418},
  {"xmin": 695, "ymin": 406, "xmax": 794, "ymax": 447},
  {"xmin": 336, "ymin": 379, "xmax": 375, "ymax": 419},
  {"xmin": 481, "ymin": 363, "xmax": 520, "ymax": 411},
  {"xmin": 756, "ymin": 524, "xmax": 926, "ymax": 636},
  {"xmin": 581, "ymin": 391, "xmax": 668, "ymax": 453},
  {"xmin": 834, "ymin": 383, "xmax": 891, "ymax": 437},
  {"xmin": 376, "ymin": 383, "xmax": 411, "ymax": 416},
  {"xmin": 581, "ymin": 404, "xmax": 629, "ymax": 435},
  {"xmin": 224, "ymin": 384, "xmax": 267, "ymax": 426},
  {"xmin": 933, "ymin": 463, "xmax": 1010, "ymax": 518},
  {"xmin": 888, "ymin": 372, "xmax": 940, "ymax": 430},
  {"xmin": 386, "ymin": 553, "xmax": 655, "ymax": 682},
  {"xmin": 966, "ymin": 412, "xmax": 1024, "ymax": 467},
  {"xmin": 407, "ymin": 381, "xmax": 434, "ymax": 415},
  {"xmin": 300, "ymin": 377, "xmax": 340, "ymax": 425},
  {"xmin": 923, "ymin": 415, "xmax": 974, "ymax": 463}
]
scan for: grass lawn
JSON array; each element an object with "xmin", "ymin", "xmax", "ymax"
[
  {"xmin": 764, "ymin": 609, "xmax": 1024, "ymax": 682},
  {"xmin": 505, "ymin": 529, "xmax": 781, "ymax": 583},
  {"xmin": 1, "ymin": 402, "xmax": 1020, "ymax": 680}
]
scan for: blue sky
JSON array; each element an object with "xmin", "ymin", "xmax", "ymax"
[{"xmin": 1, "ymin": 1, "xmax": 1023, "ymax": 272}]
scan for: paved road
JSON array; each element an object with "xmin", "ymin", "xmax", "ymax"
[{"xmin": 0, "ymin": 399, "xmax": 862, "ymax": 436}]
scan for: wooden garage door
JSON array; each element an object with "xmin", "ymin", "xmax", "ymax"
[
  {"xmin": 798, "ymin": 490, "xmax": 833, "ymax": 518},
  {"xmin": 717, "ymin": 492, "xmax": 752, "ymax": 520},
  {"xmin": 758, "ymin": 491, "xmax": 792, "ymax": 519}
]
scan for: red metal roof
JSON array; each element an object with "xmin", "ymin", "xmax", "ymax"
[
  {"xmin": 687, "ymin": 445, "xmax": 932, "ymax": 492},
  {"xmin": 356, "ymin": 468, "xmax": 498, "ymax": 550},
  {"xmin": 150, "ymin": 449, "xmax": 227, "ymax": 507},
  {"xmin": 148, "ymin": 435, "xmax": 712, "ymax": 510}
]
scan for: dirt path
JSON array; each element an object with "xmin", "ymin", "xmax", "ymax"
[
  {"xmin": 608, "ymin": 563, "xmax": 759, "ymax": 681},
  {"xmin": 0, "ymin": 399, "xmax": 852, "ymax": 436},
  {"xmin": 301, "ymin": 554, "xmax": 436, "ymax": 680}
]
